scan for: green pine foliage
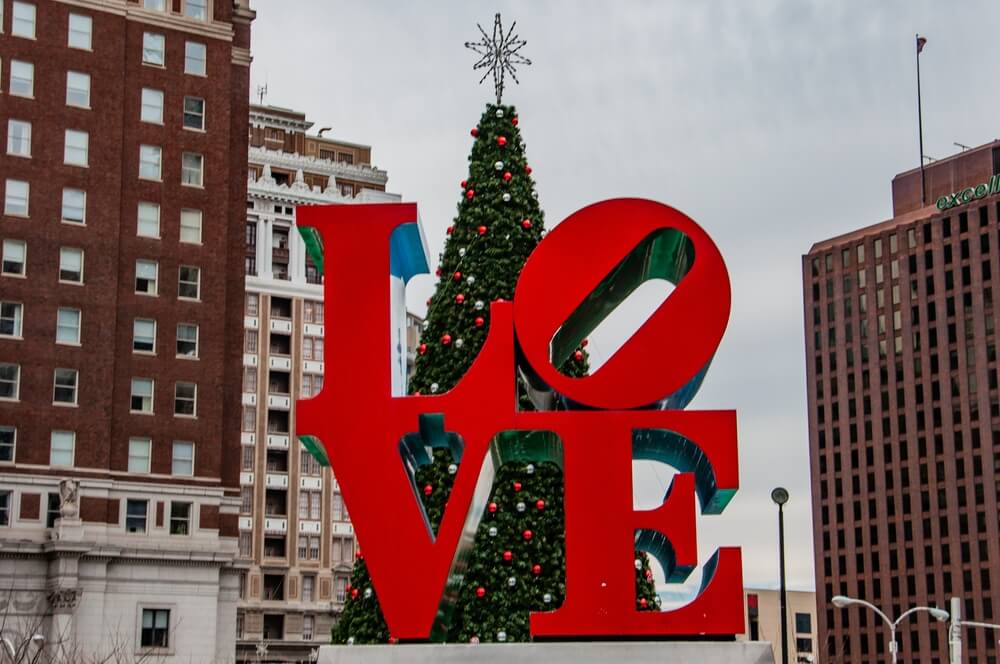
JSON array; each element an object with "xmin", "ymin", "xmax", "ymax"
[{"xmin": 334, "ymin": 104, "xmax": 660, "ymax": 644}]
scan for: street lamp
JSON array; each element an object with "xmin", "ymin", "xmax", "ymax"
[
  {"xmin": 771, "ymin": 487, "xmax": 790, "ymax": 664},
  {"xmin": 831, "ymin": 595, "xmax": 948, "ymax": 663}
]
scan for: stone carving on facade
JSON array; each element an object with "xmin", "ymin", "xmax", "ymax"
[
  {"xmin": 46, "ymin": 588, "xmax": 81, "ymax": 612},
  {"xmin": 58, "ymin": 479, "xmax": 79, "ymax": 520}
]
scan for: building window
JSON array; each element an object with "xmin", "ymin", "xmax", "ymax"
[
  {"xmin": 12, "ymin": 2, "xmax": 36, "ymax": 39},
  {"xmin": 240, "ymin": 487, "xmax": 253, "ymax": 513},
  {"xmin": 141, "ymin": 608, "xmax": 169, "ymax": 648},
  {"xmin": 128, "ymin": 437, "xmax": 151, "ymax": 473},
  {"xmin": 184, "ymin": 0, "xmax": 208, "ymax": 20},
  {"xmin": 0, "ymin": 492, "xmax": 9, "ymax": 526},
  {"xmin": 299, "ymin": 491, "xmax": 321, "ymax": 520},
  {"xmin": 301, "ymin": 575, "xmax": 315, "ymax": 603},
  {"xmin": 9, "ymin": 60, "xmax": 34, "ymax": 97},
  {"xmin": 68, "ymin": 13, "xmax": 92, "ymax": 50},
  {"xmin": 795, "ymin": 637, "xmax": 813, "ymax": 653},
  {"xmin": 241, "ymin": 443, "xmax": 254, "ymax": 470},
  {"xmin": 142, "ymin": 32, "xmax": 165, "ymax": 66},
  {"xmin": 178, "ymin": 266, "xmax": 200, "ymax": 299},
  {"xmin": 246, "ymin": 293, "xmax": 258, "ymax": 316},
  {"xmin": 795, "ymin": 612, "xmax": 812, "ymax": 633},
  {"xmin": 0, "ymin": 364, "xmax": 18, "ymax": 400},
  {"xmin": 239, "ymin": 532, "xmax": 252, "ymax": 556},
  {"xmin": 174, "ymin": 382, "xmax": 196, "ymax": 417},
  {"xmin": 135, "ymin": 260, "xmax": 158, "ymax": 295},
  {"xmin": 52, "ymin": 368, "xmax": 78, "ymax": 405},
  {"xmin": 133, "ymin": 319, "xmax": 155, "ymax": 353},
  {"xmin": 183, "ymin": 97, "xmax": 205, "ymax": 130},
  {"xmin": 0, "ymin": 427, "xmax": 14, "ymax": 462},
  {"xmin": 181, "ymin": 153, "xmax": 204, "ymax": 187},
  {"xmin": 50, "ymin": 430, "xmax": 75, "ymax": 466},
  {"xmin": 7, "ymin": 120, "xmax": 31, "ymax": 157},
  {"xmin": 4, "ymin": 179, "xmax": 29, "ymax": 216},
  {"xmin": 62, "ymin": 188, "xmax": 86, "ymax": 224},
  {"xmin": 131, "ymin": 378, "xmax": 154, "ymax": 413},
  {"xmin": 125, "ymin": 499, "xmax": 148, "ymax": 534},
  {"xmin": 45, "ymin": 493, "xmax": 60, "ymax": 528},
  {"xmin": 0, "ymin": 303, "xmax": 22, "ymax": 337},
  {"xmin": 139, "ymin": 145, "xmax": 162, "ymax": 181},
  {"xmin": 242, "ymin": 406, "xmax": 256, "ymax": 433},
  {"xmin": 180, "ymin": 209, "xmax": 202, "ymax": 244},
  {"xmin": 2, "ymin": 241, "xmax": 26, "ymax": 276},
  {"xmin": 137, "ymin": 202, "xmax": 160, "ymax": 238},
  {"xmin": 59, "ymin": 247, "xmax": 83, "ymax": 283},
  {"xmin": 66, "ymin": 71, "xmax": 90, "ymax": 108},
  {"xmin": 176, "ymin": 323, "xmax": 198, "ymax": 357},
  {"xmin": 140, "ymin": 88, "xmax": 164, "ymax": 124},
  {"xmin": 64, "ymin": 130, "xmax": 89, "ymax": 167},
  {"xmin": 56, "ymin": 308, "xmax": 81, "ymax": 345},
  {"xmin": 169, "ymin": 502, "xmax": 191, "ymax": 535},
  {"xmin": 302, "ymin": 615, "xmax": 314, "ymax": 640},
  {"xmin": 172, "ymin": 441, "xmax": 194, "ymax": 476},
  {"xmin": 185, "ymin": 41, "xmax": 207, "ymax": 75}
]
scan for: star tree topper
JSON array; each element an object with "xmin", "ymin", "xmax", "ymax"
[{"xmin": 465, "ymin": 13, "xmax": 531, "ymax": 105}]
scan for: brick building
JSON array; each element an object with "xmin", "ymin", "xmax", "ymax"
[
  {"xmin": 0, "ymin": 1, "xmax": 253, "ymax": 661},
  {"xmin": 235, "ymin": 104, "xmax": 407, "ymax": 663},
  {"xmin": 804, "ymin": 141, "xmax": 1000, "ymax": 663}
]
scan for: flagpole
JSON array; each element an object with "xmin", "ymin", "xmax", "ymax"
[{"xmin": 916, "ymin": 33, "xmax": 926, "ymax": 206}]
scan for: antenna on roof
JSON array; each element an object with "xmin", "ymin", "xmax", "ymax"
[
  {"xmin": 954, "ymin": 142, "xmax": 971, "ymax": 152},
  {"xmin": 256, "ymin": 83, "xmax": 268, "ymax": 105}
]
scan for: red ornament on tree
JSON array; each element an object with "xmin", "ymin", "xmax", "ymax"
[
  {"xmin": 502, "ymin": 171, "xmax": 512, "ymax": 182},
  {"xmin": 418, "ymin": 343, "xmax": 427, "ymax": 355},
  {"xmin": 503, "ymin": 550, "xmax": 513, "ymax": 562},
  {"xmin": 466, "ymin": 189, "xmax": 475, "ymax": 200},
  {"xmin": 574, "ymin": 350, "xmax": 584, "ymax": 362},
  {"xmin": 355, "ymin": 550, "xmax": 363, "ymax": 560},
  {"xmin": 351, "ymin": 588, "xmax": 359, "ymax": 599},
  {"xmin": 423, "ymin": 484, "xmax": 433, "ymax": 497},
  {"xmin": 639, "ymin": 598, "xmax": 649, "ymax": 609},
  {"xmin": 455, "ymin": 293, "xmax": 465, "ymax": 304},
  {"xmin": 524, "ymin": 165, "xmax": 533, "ymax": 175},
  {"xmin": 488, "ymin": 502, "xmax": 498, "ymax": 513},
  {"xmin": 477, "ymin": 225, "xmax": 487, "ymax": 236},
  {"xmin": 476, "ymin": 587, "xmax": 486, "ymax": 598},
  {"xmin": 581, "ymin": 339, "xmax": 589, "ymax": 347},
  {"xmin": 513, "ymin": 481, "xmax": 522, "ymax": 492},
  {"xmin": 512, "ymin": 116, "xmax": 519, "ymax": 126},
  {"xmin": 521, "ymin": 219, "xmax": 532, "ymax": 229},
  {"xmin": 460, "ymin": 180, "xmax": 467, "ymax": 189},
  {"xmin": 453, "ymin": 271, "xmax": 462, "ymax": 281},
  {"xmin": 471, "ymin": 127, "xmax": 479, "ymax": 137},
  {"xmin": 446, "ymin": 225, "xmax": 454, "ymax": 235},
  {"xmin": 532, "ymin": 564, "xmax": 542, "ymax": 575},
  {"xmin": 441, "ymin": 334, "xmax": 452, "ymax": 345},
  {"xmin": 435, "ymin": 267, "xmax": 442, "ymax": 277},
  {"xmin": 496, "ymin": 136, "xmax": 507, "ymax": 147},
  {"xmin": 523, "ymin": 529, "xmax": 533, "ymax": 541},
  {"xmin": 645, "ymin": 570, "xmax": 654, "ymax": 581},
  {"xmin": 388, "ymin": 637, "xmax": 399, "ymax": 645},
  {"xmin": 536, "ymin": 499, "xmax": 545, "ymax": 510},
  {"xmin": 474, "ymin": 317, "xmax": 485, "ymax": 328}
]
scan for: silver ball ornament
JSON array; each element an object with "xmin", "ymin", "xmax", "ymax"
[
  {"xmin": 516, "ymin": 501, "xmax": 526, "ymax": 512},
  {"xmin": 430, "ymin": 383, "xmax": 439, "ymax": 393},
  {"xmin": 488, "ymin": 526, "xmax": 498, "ymax": 537},
  {"xmin": 458, "ymin": 248, "xmax": 466, "ymax": 257},
  {"xmin": 347, "ymin": 637, "xmax": 355, "ymax": 645},
  {"xmin": 495, "ymin": 108, "xmax": 505, "ymax": 118},
  {"xmin": 502, "ymin": 193, "xmax": 512, "ymax": 202},
  {"xmin": 448, "ymin": 463, "xmax": 458, "ymax": 475},
  {"xmin": 475, "ymin": 300, "xmax": 485, "ymax": 310},
  {"xmin": 364, "ymin": 588, "xmax": 373, "ymax": 599},
  {"xmin": 494, "ymin": 161, "xmax": 504, "ymax": 171},
  {"xmin": 466, "ymin": 275, "xmax": 475, "ymax": 285},
  {"xmin": 455, "ymin": 338, "xmax": 464, "ymax": 348},
  {"xmin": 507, "ymin": 576, "xmax": 517, "ymax": 587},
  {"xmin": 543, "ymin": 593, "xmax": 553, "ymax": 604},
  {"xmin": 634, "ymin": 558, "xmax": 642, "ymax": 570},
  {"xmin": 422, "ymin": 320, "xmax": 430, "ymax": 330},
  {"xmin": 526, "ymin": 464, "xmax": 535, "ymax": 475},
  {"xmin": 497, "ymin": 631, "xmax": 507, "ymax": 642}
]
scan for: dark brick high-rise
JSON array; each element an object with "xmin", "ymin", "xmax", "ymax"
[
  {"xmin": 0, "ymin": 1, "xmax": 253, "ymax": 661},
  {"xmin": 805, "ymin": 140, "xmax": 1000, "ymax": 664}
]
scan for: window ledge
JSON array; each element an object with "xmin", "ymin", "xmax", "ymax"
[
  {"xmin": 0, "ymin": 336, "xmax": 24, "ymax": 341},
  {"xmin": 61, "ymin": 220, "xmax": 87, "ymax": 226},
  {"xmin": 1, "ymin": 274, "xmax": 26, "ymax": 279},
  {"xmin": 52, "ymin": 402, "xmax": 79, "ymax": 408},
  {"xmin": 3, "ymin": 213, "xmax": 30, "ymax": 220}
]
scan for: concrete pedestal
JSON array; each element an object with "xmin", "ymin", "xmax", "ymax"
[{"xmin": 319, "ymin": 641, "xmax": 776, "ymax": 664}]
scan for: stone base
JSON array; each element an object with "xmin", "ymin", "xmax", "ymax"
[{"xmin": 318, "ymin": 641, "xmax": 776, "ymax": 664}]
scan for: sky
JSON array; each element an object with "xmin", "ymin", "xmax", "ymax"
[{"xmin": 250, "ymin": 0, "xmax": 1000, "ymax": 597}]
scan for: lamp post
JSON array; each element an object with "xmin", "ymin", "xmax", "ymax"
[
  {"xmin": 831, "ymin": 595, "xmax": 948, "ymax": 663},
  {"xmin": 771, "ymin": 487, "xmax": 790, "ymax": 664}
]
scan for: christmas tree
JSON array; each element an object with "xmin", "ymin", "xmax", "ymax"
[{"xmin": 331, "ymin": 102, "xmax": 660, "ymax": 644}]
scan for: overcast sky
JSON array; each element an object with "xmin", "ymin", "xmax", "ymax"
[{"xmin": 250, "ymin": 1, "xmax": 1000, "ymax": 598}]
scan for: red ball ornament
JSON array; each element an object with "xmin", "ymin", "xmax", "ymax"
[
  {"xmin": 502, "ymin": 550, "xmax": 513, "ymax": 562},
  {"xmin": 418, "ymin": 343, "xmax": 427, "ymax": 355},
  {"xmin": 435, "ymin": 267, "xmax": 442, "ymax": 277},
  {"xmin": 536, "ymin": 499, "xmax": 545, "ymax": 510},
  {"xmin": 521, "ymin": 219, "xmax": 532, "ymax": 229},
  {"xmin": 532, "ymin": 564, "xmax": 542, "ymax": 575},
  {"xmin": 355, "ymin": 550, "xmax": 363, "ymax": 560},
  {"xmin": 513, "ymin": 481, "xmax": 522, "ymax": 492},
  {"xmin": 488, "ymin": 502, "xmax": 498, "ymax": 513},
  {"xmin": 523, "ymin": 529, "xmax": 533, "ymax": 541},
  {"xmin": 497, "ymin": 297, "xmax": 506, "ymax": 303},
  {"xmin": 573, "ymin": 350, "xmax": 584, "ymax": 362},
  {"xmin": 346, "ymin": 583, "xmax": 352, "ymax": 592},
  {"xmin": 496, "ymin": 136, "xmax": 507, "ymax": 147},
  {"xmin": 453, "ymin": 271, "xmax": 462, "ymax": 281},
  {"xmin": 476, "ymin": 586, "xmax": 486, "ymax": 598},
  {"xmin": 460, "ymin": 180, "xmax": 467, "ymax": 188},
  {"xmin": 639, "ymin": 598, "xmax": 649, "ymax": 609},
  {"xmin": 466, "ymin": 189, "xmax": 475, "ymax": 200},
  {"xmin": 512, "ymin": 116, "xmax": 519, "ymax": 126},
  {"xmin": 446, "ymin": 225, "xmax": 454, "ymax": 235},
  {"xmin": 524, "ymin": 165, "xmax": 533, "ymax": 175},
  {"xmin": 455, "ymin": 293, "xmax": 465, "ymax": 304},
  {"xmin": 477, "ymin": 225, "xmax": 487, "ymax": 236},
  {"xmin": 502, "ymin": 171, "xmax": 512, "ymax": 182},
  {"xmin": 388, "ymin": 637, "xmax": 398, "ymax": 645},
  {"xmin": 581, "ymin": 339, "xmax": 589, "ymax": 348},
  {"xmin": 423, "ymin": 484, "xmax": 433, "ymax": 496},
  {"xmin": 441, "ymin": 334, "xmax": 452, "ymax": 345},
  {"xmin": 471, "ymin": 127, "xmax": 479, "ymax": 137},
  {"xmin": 645, "ymin": 570, "xmax": 654, "ymax": 581},
  {"xmin": 425, "ymin": 298, "xmax": 431, "ymax": 306},
  {"xmin": 351, "ymin": 588, "xmax": 359, "ymax": 599},
  {"xmin": 474, "ymin": 316, "xmax": 485, "ymax": 328}
]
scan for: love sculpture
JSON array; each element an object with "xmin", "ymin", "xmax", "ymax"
[{"xmin": 296, "ymin": 198, "xmax": 743, "ymax": 641}]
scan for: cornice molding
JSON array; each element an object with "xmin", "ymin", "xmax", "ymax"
[{"xmin": 248, "ymin": 146, "xmax": 388, "ymax": 186}]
